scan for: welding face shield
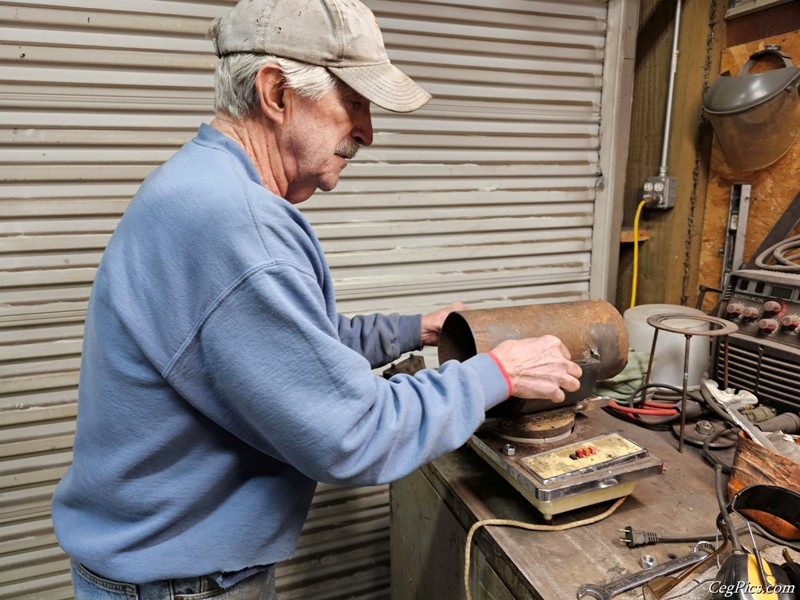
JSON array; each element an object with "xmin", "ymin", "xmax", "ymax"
[{"xmin": 703, "ymin": 47, "xmax": 800, "ymax": 172}]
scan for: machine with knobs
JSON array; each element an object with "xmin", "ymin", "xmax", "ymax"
[
  {"xmin": 713, "ymin": 268, "xmax": 800, "ymax": 414},
  {"xmin": 781, "ymin": 314, "xmax": 800, "ymax": 329},
  {"xmin": 719, "ymin": 269, "xmax": 800, "ymax": 344}
]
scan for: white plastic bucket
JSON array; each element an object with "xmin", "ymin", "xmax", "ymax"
[{"xmin": 623, "ymin": 304, "xmax": 711, "ymax": 389}]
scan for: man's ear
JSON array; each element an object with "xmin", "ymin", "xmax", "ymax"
[{"xmin": 255, "ymin": 65, "xmax": 286, "ymax": 124}]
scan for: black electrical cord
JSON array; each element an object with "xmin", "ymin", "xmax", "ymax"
[
  {"xmin": 715, "ymin": 463, "xmax": 741, "ymax": 552},
  {"xmin": 601, "ymin": 407, "xmax": 679, "ymax": 430},
  {"xmin": 620, "ymin": 522, "xmax": 800, "ymax": 552},
  {"xmin": 650, "ymin": 388, "xmax": 684, "ymax": 403},
  {"xmin": 752, "ymin": 521, "xmax": 800, "ymax": 553},
  {"xmin": 701, "ymin": 425, "xmax": 735, "ymax": 474},
  {"xmin": 615, "ymin": 382, "xmax": 686, "ymax": 407}
]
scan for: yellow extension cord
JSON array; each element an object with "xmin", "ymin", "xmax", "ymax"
[
  {"xmin": 630, "ymin": 200, "xmax": 648, "ymax": 309},
  {"xmin": 463, "ymin": 496, "xmax": 627, "ymax": 600}
]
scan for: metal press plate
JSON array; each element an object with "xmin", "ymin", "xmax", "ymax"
[{"xmin": 469, "ymin": 416, "xmax": 663, "ymax": 504}]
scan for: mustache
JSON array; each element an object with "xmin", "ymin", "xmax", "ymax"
[{"xmin": 335, "ymin": 139, "xmax": 360, "ymax": 160}]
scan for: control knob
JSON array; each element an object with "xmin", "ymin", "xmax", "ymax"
[
  {"xmin": 781, "ymin": 314, "xmax": 800, "ymax": 329},
  {"xmin": 764, "ymin": 300, "xmax": 782, "ymax": 313},
  {"xmin": 741, "ymin": 306, "xmax": 760, "ymax": 320},
  {"xmin": 758, "ymin": 318, "xmax": 779, "ymax": 333},
  {"xmin": 725, "ymin": 303, "xmax": 744, "ymax": 316}
]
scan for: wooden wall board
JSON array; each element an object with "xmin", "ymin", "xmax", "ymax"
[
  {"xmin": 615, "ymin": 0, "xmax": 725, "ymax": 311},
  {"xmin": 697, "ymin": 29, "xmax": 800, "ymax": 312}
]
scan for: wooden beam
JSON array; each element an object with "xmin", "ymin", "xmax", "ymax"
[{"xmin": 620, "ymin": 228, "xmax": 651, "ymax": 243}]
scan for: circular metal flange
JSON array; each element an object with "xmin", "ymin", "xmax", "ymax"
[
  {"xmin": 496, "ymin": 409, "xmax": 576, "ymax": 444},
  {"xmin": 645, "ymin": 313, "xmax": 738, "ymax": 337}
]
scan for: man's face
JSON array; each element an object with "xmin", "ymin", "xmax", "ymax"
[{"xmin": 281, "ymin": 82, "xmax": 373, "ymax": 203}]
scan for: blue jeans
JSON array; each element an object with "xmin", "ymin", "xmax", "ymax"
[{"xmin": 70, "ymin": 561, "xmax": 276, "ymax": 600}]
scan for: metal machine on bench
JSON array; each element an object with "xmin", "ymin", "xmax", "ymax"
[
  {"xmin": 711, "ymin": 189, "xmax": 800, "ymax": 417},
  {"xmin": 437, "ymin": 300, "xmax": 663, "ymax": 521}
]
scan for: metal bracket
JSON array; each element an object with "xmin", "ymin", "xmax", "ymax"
[{"xmin": 721, "ymin": 182, "xmax": 751, "ymax": 288}]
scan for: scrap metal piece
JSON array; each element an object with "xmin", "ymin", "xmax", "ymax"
[{"xmin": 438, "ymin": 300, "xmax": 628, "ymax": 418}]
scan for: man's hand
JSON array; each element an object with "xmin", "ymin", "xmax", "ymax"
[
  {"xmin": 489, "ymin": 335, "xmax": 582, "ymax": 402},
  {"xmin": 421, "ymin": 301, "xmax": 467, "ymax": 346}
]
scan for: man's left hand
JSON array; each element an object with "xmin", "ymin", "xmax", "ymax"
[{"xmin": 421, "ymin": 302, "xmax": 467, "ymax": 346}]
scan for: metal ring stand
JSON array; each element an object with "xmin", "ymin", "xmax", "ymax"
[{"xmin": 644, "ymin": 313, "xmax": 738, "ymax": 452}]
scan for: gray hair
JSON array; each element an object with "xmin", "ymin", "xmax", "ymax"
[{"xmin": 208, "ymin": 19, "xmax": 337, "ymax": 119}]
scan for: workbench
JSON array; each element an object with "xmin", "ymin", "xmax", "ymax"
[{"xmin": 390, "ymin": 409, "xmax": 732, "ymax": 600}]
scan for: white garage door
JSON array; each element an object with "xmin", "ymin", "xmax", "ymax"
[{"xmin": 0, "ymin": 1, "xmax": 636, "ymax": 598}]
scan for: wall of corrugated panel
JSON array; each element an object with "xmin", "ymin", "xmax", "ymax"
[
  {"xmin": 321, "ymin": 0, "xmax": 609, "ymax": 316},
  {"xmin": 0, "ymin": 0, "xmax": 616, "ymax": 598}
]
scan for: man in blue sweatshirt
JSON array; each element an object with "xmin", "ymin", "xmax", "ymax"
[{"xmin": 52, "ymin": 0, "xmax": 583, "ymax": 598}]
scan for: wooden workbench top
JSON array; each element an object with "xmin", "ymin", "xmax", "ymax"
[{"xmin": 419, "ymin": 409, "xmax": 729, "ymax": 600}]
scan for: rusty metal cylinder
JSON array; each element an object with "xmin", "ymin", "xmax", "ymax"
[{"xmin": 438, "ymin": 299, "xmax": 628, "ymax": 381}]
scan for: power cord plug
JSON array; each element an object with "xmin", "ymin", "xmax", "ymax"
[
  {"xmin": 619, "ymin": 524, "xmax": 800, "ymax": 552},
  {"xmin": 619, "ymin": 526, "xmax": 660, "ymax": 547}
]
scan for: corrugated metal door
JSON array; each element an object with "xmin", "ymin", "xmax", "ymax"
[{"xmin": 0, "ymin": 1, "xmax": 634, "ymax": 598}]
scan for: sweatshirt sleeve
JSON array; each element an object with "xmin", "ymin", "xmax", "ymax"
[
  {"xmin": 164, "ymin": 262, "xmax": 509, "ymax": 487},
  {"xmin": 336, "ymin": 313, "xmax": 422, "ymax": 368}
]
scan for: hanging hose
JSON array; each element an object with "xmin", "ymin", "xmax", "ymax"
[
  {"xmin": 630, "ymin": 199, "xmax": 647, "ymax": 309},
  {"xmin": 754, "ymin": 234, "xmax": 800, "ymax": 272}
]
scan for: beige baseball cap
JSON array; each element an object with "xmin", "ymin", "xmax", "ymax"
[{"xmin": 211, "ymin": 0, "xmax": 432, "ymax": 113}]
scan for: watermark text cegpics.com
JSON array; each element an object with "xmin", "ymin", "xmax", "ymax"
[{"xmin": 709, "ymin": 580, "xmax": 796, "ymax": 598}]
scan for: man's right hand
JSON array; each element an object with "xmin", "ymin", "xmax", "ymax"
[{"xmin": 489, "ymin": 335, "xmax": 583, "ymax": 403}]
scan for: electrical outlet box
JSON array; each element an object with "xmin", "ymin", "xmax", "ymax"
[{"xmin": 642, "ymin": 175, "xmax": 677, "ymax": 209}]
